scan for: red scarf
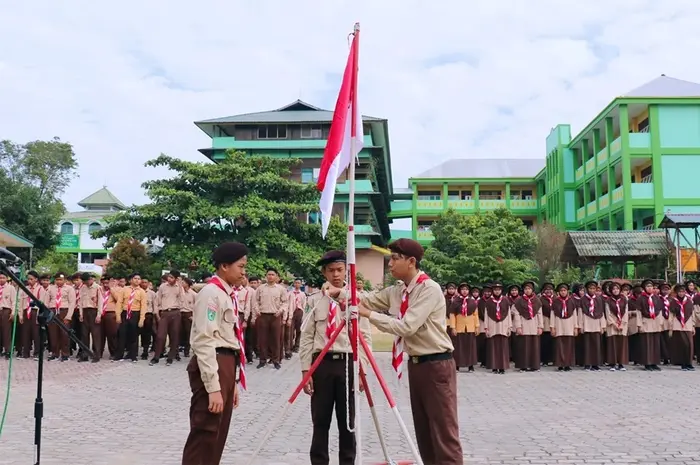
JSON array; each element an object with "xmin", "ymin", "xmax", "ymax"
[
  {"xmin": 559, "ymin": 296, "xmax": 569, "ymax": 317},
  {"xmin": 209, "ymin": 276, "xmax": 247, "ymax": 390},
  {"xmin": 55, "ymin": 285, "xmax": 63, "ymax": 311},
  {"xmin": 612, "ymin": 296, "xmax": 622, "ymax": 327},
  {"xmin": 674, "ymin": 296, "xmax": 689, "ymax": 328},
  {"xmin": 127, "ymin": 287, "xmax": 136, "ymax": 319},
  {"xmin": 523, "ymin": 294, "xmax": 535, "ymax": 319},
  {"xmin": 493, "ymin": 296, "xmax": 504, "ymax": 320},
  {"xmin": 392, "ymin": 273, "xmax": 430, "ymax": 380},
  {"xmin": 661, "ymin": 294, "xmax": 670, "ymax": 318},
  {"xmin": 460, "ymin": 296, "xmax": 469, "ymax": 316},
  {"xmin": 643, "ymin": 292, "xmax": 656, "ymax": 319},
  {"xmin": 102, "ymin": 288, "xmax": 110, "ymax": 316}
]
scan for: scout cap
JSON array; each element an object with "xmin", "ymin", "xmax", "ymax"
[
  {"xmin": 445, "ymin": 282, "xmax": 457, "ymax": 289},
  {"xmin": 508, "ymin": 284, "xmax": 521, "ymax": 292},
  {"xmin": 522, "ymin": 281, "xmax": 536, "ymax": 290},
  {"xmin": 316, "ymin": 250, "xmax": 346, "ymax": 267},
  {"xmin": 660, "ymin": 282, "xmax": 671, "ymax": 290},
  {"xmin": 540, "ymin": 282, "xmax": 555, "ymax": 292},
  {"xmin": 585, "ymin": 280, "xmax": 598, "ymax": 289},
  {"xmin": 54, "ymin": 272, "xmax": 66, "ymax": 280},
  {"xmin": 388, "ymin": 238, "xmax": 424, "ymax": 262},
  {"xmin": 212, "ymin": 242, "xmax": 248, "ymax": 267},
  {"xmin": 556, "ymin": 283, "xmax": 569, "ymax": 291},
  {"xmin": 492, "ymin": 282, "xmax": 503, "ymax": 289},
  {"xmin": 641, "ymin": 279, "xmax": 654, "ymax": 288},
  {"xmin": 458, "ymin": 282, "xmax": 470, "ymax": 291}
]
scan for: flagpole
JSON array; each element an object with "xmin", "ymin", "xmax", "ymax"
[{"xmin": 346, "ymin": 21, "xmax": 362, "ymax": 465}]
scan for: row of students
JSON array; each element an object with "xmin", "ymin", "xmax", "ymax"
[{"xmin": 445, "ymin": 279, "xmax": 698, "ymax": 373}]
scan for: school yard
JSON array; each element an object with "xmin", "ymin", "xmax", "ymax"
[{"xmin": 1, "ymin": 348, "xmax": 700, "ymax": 465}]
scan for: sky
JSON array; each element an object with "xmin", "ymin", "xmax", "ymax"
[{"xmin": 2, "ymin": 0, "xmax": 700, "ymax": 230}]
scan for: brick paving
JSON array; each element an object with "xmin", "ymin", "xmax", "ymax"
[{"xmin": 1, "ymin": 354, "xmax": 700, "ymax": 464}]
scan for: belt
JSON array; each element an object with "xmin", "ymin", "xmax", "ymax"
[
  {"xmin": 162, "ymin": 308, "xmax": 179, "ymax": 312},
  {"xmin": 313, "ymin": 352, "xmax": 351, "ymax": 362},
  {"xmin": 216, "ymin": 347, "xmax": 240, "ymax": 357},
  {"xmin": 409, "ymin": 352, "xmax": 452, "ymax": 364}
]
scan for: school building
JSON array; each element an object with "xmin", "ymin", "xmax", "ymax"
[{"xmin": 389, "ymin": 75, "xmax": 700, "ymax": 247}]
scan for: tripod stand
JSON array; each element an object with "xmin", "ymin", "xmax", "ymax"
[
  {"xmin": 245, "ymin": 314, "xmax": 423, "ymax": 465},
  {"xmin": 0, "ymin": 261, "xmax": 94, "ymax": 465}
]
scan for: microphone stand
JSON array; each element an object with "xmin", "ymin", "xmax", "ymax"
[{"xmin": 0, "ymin": 261, "xmax": 94, "ymax": 465}]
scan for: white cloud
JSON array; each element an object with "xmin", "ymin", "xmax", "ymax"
[{"xmin": 2, "ymin": 0, "xmax": 700, "ymax": 223}]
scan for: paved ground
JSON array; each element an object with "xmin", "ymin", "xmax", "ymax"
[{"xmin": 1, "ymin": 353, "xmax": 700, "ymax": 465}]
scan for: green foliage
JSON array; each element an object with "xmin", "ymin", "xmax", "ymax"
[
  {"xmin": 533, "ymin": 222, "xmax": 568, "ymax": 282},
  {"xmin": 355, "ymin": 271, "xmax": 373, "ymax": 291},
  {"xmin": 545, "ymin": 265, "xmax": 596, "ymax": 286},
  {"xmin": 98, "ymin": 151, "xmax": 346, "ymax": 284},
  {"xmin": 422, "ymin": 208, "xmax": 537, "ymax": 285},
  {"xmin": 0, "ymin": 138, "xmax": 78, "ymax": 259},
  {"xmin": 106, "ymin": 238, "xmax": 152, "ymax": 278},
  {"xmin": 34, "ymin": 250, "xmax": 78, "ymax": 276}
]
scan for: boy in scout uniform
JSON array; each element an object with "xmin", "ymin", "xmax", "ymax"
[
  {"xmin": 299, "ymin": 250, "xmax": 372, "ymax": 465},
  {"xmin": 0, "ymin": 271, "xmax": 18, "ymax": 359},
  {"xmin": 19, "ymin": 271, "xmax": 43, "ymax": 359},
  {"xmin": 139, "ymin": 277, "xmax": 157, "ymax": 359},
  {"xmin": 78, "ymin": 272, "xmax": 103, "ymax": 363},
  {"xmin": 358, "ymin": 238, "xmax": 463, "ymax": 465},
  {"xmin": 182, "ymin": 242, "xmax": 248, "ymax": 465},
  {"xmin": 47, "ymin": 272, "xmax": 76, "ymax": 361},
  {"xmin": 115, "ymin": 273, "xmax": 147, "ymax": 362}
]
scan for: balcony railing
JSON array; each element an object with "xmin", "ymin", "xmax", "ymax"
[
  {"xmin": 541, "ymin": 196, "xmax": 547, "ymax": 206},
  {"xmin": 597, "ymin": 147, "xmax": 608, "ymax": 165},
  {"xmin": 629, "ymin": 133, "xmax": 651, "ymax": 149},
  {"xmin": 479, "ymin": 199, "xmax": 506, "ymax": 209},
  {"xmin": 640, "ymin": 173, "xmax": 653, "ymax": 183},
  {"xmin": 447, "ymin": 199, "xmax": 475, "ymax": 210},
  {"xmin": 575, "ymin": 166, "xmax": 584, "ymax": 180},
  {"xmin": 612, "ymin": 186, "xmax": 624, "ymax": 204},
  {"xmin": 585, "ymin": 157, "xmax": 596, "ymax": 173},
  {"xmin": 510, "ymin": 199, "xmax": 538, "ymax": 209},
  {"xmin": 609, "ymin": 136, "xmax": 622, "ymax": 158},
  {"xmin": 599, "ymin": 193, "xmax": 610, "ymax": 210},
  {"xmin": 577, "ymin": 207, "xmax": 585, "ymax": 221},
  {"xmin": 631, "ymin": 183, "xmax": 654, "ymax": 200},
  {"xmin": 416, "ymin": 199, "xmax": 442, "ymax": 209},
  {"xmin": 586, "ymin": 201, "xmax": 597, "ymax": 216},
  {"xmin": 417, "ymin": 229, "xmax": 434, "ymax": 240}
]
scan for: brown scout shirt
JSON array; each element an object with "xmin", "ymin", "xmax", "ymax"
[
  {"xmin": 78, "ymin": 283, "xmax": 102, "ymax": 312},
  {"xmin": 238, "ymin": 286, "xmax": 253, "ymax": 321},
  {"xmin": 102, "ymin": 286, "xmax": 118, "ymax": 313},
  {"xmin": 47, "ymin": 284, "xmax": 77, "ymax": 320},
  {"xmin": 299, "ymin": 290, "xmax": 372, "ymax": 371},
  {"xmin": 191, "ymin": 279, "xmax": 240, "ymax": 393},
  {"xmin": 288, "ymin": 290, "xmax": 307, "ymax": 322},
  {"xmin": 362, "ymin": 272, "xmax": 453, "ymax": 356},
  {"xmin": 605, "ymin": 296, "xmax": 629, "ymax": 336},
  {"xmin": 156, "ymin": 282, "xmax": 184, "ymax": 313},
  {"xmin": 253, "ymin": 283, "xmax": 288, "ymax": 321},
  {"xmin": 115, "ymin": 286, "xmax": 147, "ymax": 326}
]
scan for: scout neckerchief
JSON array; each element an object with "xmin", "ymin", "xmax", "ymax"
[
  {"xmin": 55, "ymin": 285, "xmax": 63, "ymax": 311},
  {"xmin": 642, "ymin": 292, "xmax": 656, "ymax": 319},
  {"xmin": 487, "ymin": 295, "xmax": 506, "ymax": 321},
  {"xmin": 326, "ymin": 298, "xmax": 339, "ymax": 342},
  {"xmin": 661, "ymin": 294, "xmax": 670, "ymax": 319},
  {"xmin": 559, "ymin": 295, "xmax": 570, "ymax": 318},
  {"xmin": 519, "ymin": 293, "xmax": 540, "ymax": 319},
  {"xmin": 460, "ymin": 296, "xmax": 469, "ymax": 316},
  {"xmin": 392, "ymin": 272, "xmax": 430, "ymax": 380},
  {"xmin": 209, "ymin": 276, "xmax": 247, "ymax": 390},
  {"xmin": 293, "ymin": 290, "xmax": 302, "ymax": 310},
  {"xmin": 126, "ymin": 287, "xmax": 136, "ymax": 320},
  {"xmin": 75, "ymin": 283, "xmax": 83, "ymax": 301},
  {"xmin": 102, "ymin": 287, "xmax": 110, "ymax": 316},
  {"xmin": 540, "ymin": 294, "xmax": 553, "ymax": 318},
  {"xmin": 26, "ymin": 284, "xmax": 40, "ymax": 319},
  {"xmin": 673, "ymin": 295, "xmax": 690, "ymax": 328},
  {"xmin": 611, "ymin": 295, "xmax": 623, "ymax": 327}
]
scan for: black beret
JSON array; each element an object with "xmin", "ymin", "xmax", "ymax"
[
  {"xmin": 507, "ymin": 284, "xmax": 521, "ymax": 292},
  {"xmin": 481, "ymin": 283, "xmax": 493, "ymax": 290},
  {"xmin": 169, "ymin": 270, "xmax": 181, "ymax": 278},
  {"xmin": 27, "ymin": 270, "xmax": 39, "ymax": 279},
  {"xmin": 556, "ymin": 283, "xmax": 569, "ymax": 291},
  {"xmin": 492, "ymin": 282, "xmax": 503, "ymax": 289},
  {"xmin": 388, "ymin": 238, "xmax": 424, "ymax": 262},
  {"xmin": 54, "ymin": 272, "xmax": 66, "ymax": 279},
  {"xmin": 585, "ymin": 280, "xmax": 598, "ymax": 288},
  {"xmin": 673, "ymin": 283, "xmax": 686, "ymax": 292},
  {"xmin": 81, "ymin": 272, "xmax": 92, "ymax": 281},
  {"xmin": 540, "ymin": 282, "xmax": 555, "ymax": 291},
  {"xmin": 212, "ymin": 242, "xmax": 248, "ymax": 266},
  {"xmin": 316, "ymin": 250, "xmax": 346, "ymax": 267},
  {"xmin": 641, "ymin": 279, "xmax": 654, "ymax": 288},
  {"xmin": 39, "ymin": 273, "xmax": 51, "ymax": 280},
  {"xmin": 101, "ymin": 274, "xmax": 112, "ymax": 281},
  {"xmin": 660, "ymin": 282, "xmax": 671, "ymax": 290},
  {"xmin": 457, "ymin": 282, "xmax": 470, "ymax": 290},
  {"xmin": 522, "ymin": 281, "xmax": 536, "ymax": 290}
]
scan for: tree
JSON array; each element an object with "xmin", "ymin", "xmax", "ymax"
[
  {"xmin": 533, "ymin": 222, "xmax": 568, "ymax": 282},
  {"xmin": 546, "ymin": 265, "xmax": 596, "ymax": 286},
  {"xmin": 97, "ymin": 151, "xmax": 346, "ymax": 284},
  {"xmin": 422, "ymin": 208, "xmax": 537, "ymax": 285},
  {"xmin": 0, "ymin": 138, "xmax": 78, "ymax": 260},
  {"xmin": 106, "ymin": 238, "xmax": 153, "ymax": 278},
  {"xmin": 34, "ymin": 250, "xmax": 78, "ymax": 276}
]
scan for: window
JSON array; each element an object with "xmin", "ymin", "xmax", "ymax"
[
  {"xmin": 417, "ymin": 220, "xmax": 433, "ymax": 231},
  {"xmin": 522, "ymin": 189, "xmax": 533, "ymax": 200},
  {"xmin": 257, "ymin": 125, "xmax": 288, "ymax": 139},
  {"xmin": 480, "ymin": 190, "xmax": 502, "ymax": 200},
  {"xmin": 308, "ymin": 211, "xmax": 320, "ymax": 224},
  {"xmin": 417, "ymin": 190, "xmax": 441, "ymax": 201},
  {"xmin": 638, "ymin": 117, "xmax": 649, "ymax": 133},
  {"xmin": 461, "ymin": 191, "xmax": 472, "ymax": 200},
  {"xmin": 88, "ymin": 222, "xmax": 102, "ymax": 234},
  {"xmin": 301, "ymin": 124, "xmax": 323, "ymax": 139},
  {"xmin": 447, "ymin": 190, "xmax": 460, "ymax": 200},
  {"xmin": 60, "ymin": 222, "xmax": 74, "ymax": 235},
  {"xmin": 301, "ymin": 168, "xmax": 320, "ymax": 183}
]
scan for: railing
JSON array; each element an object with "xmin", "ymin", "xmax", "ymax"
[
  {"xmin": 416, "ymin": 229, "xmax": 434, "ymax": 240},
  {"xmin": 479, "ymin": 199, "xmax": 506, "ymax": 209},
  {"xmin": 641, "ymin": 224, "xmax": 655, "ymax": 230},
  {"xmin": 587, "ymin": 201, "xmax": 597, "ymax": 216},
  {"xmin": 599, "ymin": 193, "xmax": 610, "ymax": 210},
  {"xmin": 510, "ymin": 199, "xmax": 538, "ymax": 209},
  {"xmin": 639, "ymin": 126, "xmax": 650, "ymax": 133},
  {"xmin": 585, "ymin": 157, "xmax": 595, "ymax": 173},
  {"xmin": 597, "ymin": 147, "xmax": 608, "ymax": 165},
  {"xmin": 541, "ymin": 196, "xmax": 547, "ymax": 206},
  {"xmin": 416, "ymin": 199, "xmax": 442, "ymax": 209},
  {"xmin": 575, "ymin": 166, "xmax": 584, "ymax": 180},
  {"xmin": 609, "ymin": 136, "xmax": 622, "ymax": 157},
  {"xmin": 612, "ymin": 186, "xmax": 624, "ymax": 203},
  {"xmin": 577, "ymin": 207, "xmax": 585, "ymax": 221},
  {"xmin": 447, "ymin": 199, "xmax": 475, "ymax": 210},
  {"xmin": 641, "ymin": 173, "xmax": 653, "ymax": 183},
  {"xmin": 631, "ymin": 183, "xmax": 654, "ymax": 200}
]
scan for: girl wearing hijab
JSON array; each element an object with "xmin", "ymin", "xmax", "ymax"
[
  {"xmin": 669, "ymin": 283, "xmax": 696, "ymax": 371},
  {"xmin": 605, "ymin": 282, "xmax": 629, "ymax": 371},
  {"xmin": 448, "ymin": 283, "xmax": 479, "ymax": 372},
  {"xmin": 551, "ymin": 283, "xmax": 579, "ymax": 372}
]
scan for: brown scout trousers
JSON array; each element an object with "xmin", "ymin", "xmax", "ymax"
[
  {"xmin": 80, "ymin": 308, "xmax": 102, "ymax": 361},
  {"xmin": 182, "ymin": 352, "xmax": 239, "ymax": 465},
  {"xmin": 153, "ymin": 309, "xmax": 181, "ymax": 361},
  {"xmin": 407, "ymin": 357, "xmax": 463, "ymax": 465},
  {"xmin": 101, "ymin": 311, "xmax": 119, "ymax": 358},
  {"xmin": 21, "ymin": 309, "xmax": 39, "ymax": 358},
  {"xmin": 292, "ymin": 308, "xmax": 304, "ymax": 350},
  {"xmin": 0, "ymin": 308, "xmax": 13, "ymax": 354},
  {"xmin": 140, "ymin": 312, "xmax": 155, "ymax": 353},
  {"xmin": 257, "ymin": 313, "xmax": 281, "ymax": 363},
  {"xmin": 48, "ymin": 309, "xmax": 70, "ymax": 357},
  {"xmin": 180, "ymin": 311, "xmax": 193, "ymax": 355}
]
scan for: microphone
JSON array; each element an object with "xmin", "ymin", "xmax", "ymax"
[{"xmin": 0, "ymin": 247, "xmax": 23, "ymax": 265}]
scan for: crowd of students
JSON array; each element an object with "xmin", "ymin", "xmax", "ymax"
[{"xmin": 443, "ymin": 278, "xmax": 700, "ymax": 373}]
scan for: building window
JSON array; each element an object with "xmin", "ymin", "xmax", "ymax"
[
  {"xmin": 480, "ymin": 190, "xmax": 502, "ymax": 200},
  {"xmin": 308, "ymin": 211, "xmax": 320, "ymax": 224},
  {"xmin": 417, "ymin": 220, "xmax": 433, "ymax": 231},
  {"xmin": 637, "ymin": 118, "xmax": 649, "ymax": 133},
  {"xmin": 461, "ymin": 190, "xmax": 472, "ymax": 200},
  {"xmin": 301, "ymin": 124, "xmax": 323, "ymax": 139},
  {"xmin": 88, "ymin": 222, "xmax": 102, "ymax": 234},
  {"xmin": 301, "ymin": 168, "xmax": 320, "ymax": 184},
  {"xmin": 447, "ymin": 190, "xmax": 460, "ymax": 200},
  {"xmin": 417, "ymin": 190, "xmax": 441, "ymax": 201},
  {"xmin": 257, "ymin": 125, "xmax": 288, "ymax": 139},
  {"xmin": 60, "ymin": 222, "xmax": 74, "ymax": 235}
]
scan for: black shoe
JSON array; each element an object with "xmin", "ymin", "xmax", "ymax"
[
  {"xmin": 257, "ymin": 362, "xmax": 266, "ymax": 369},
  {"xmin": 592, "ymin": 366, "xmax": 600, "ymax": 371},
  {"xmin": 653, "ymin": 365, "xmax": 662, "ymax": 371},
  {"xmin": 564, "ymin": 367, "xmax": 572, "ymax": 372},
  {"xmin": 273, "ymin": 362, "xmax": 281, "ymax": 370},
  {"xmin": 91, "ymin": 359, "xmax": 99, "ymax": 363},
  {"xmin": 557, "ymin": 367, "xmax": 564, "ymax": 372},
  {"xmin": 140, "ymin": 353, "xmax": 148, "ymax": 360},
  {"xmin": 491, "ymin": 369, "xmax": 497, "ymax": 374},
  {"xmin": 284, "ymin": 353, "xmax": 292, "ymax": 360},
  {"xmin": 467, "ymin": 366, "xmax": 474, "ymax": 373},
  {"xmin": 247, "ymin": 359, "xmax": 253, "ymax": 365},
  {"xmin": 131, "ymin": 359, "xmax": 137, "ymax": 363},
  {"xmin": 498, "ymin": 369, "xmax": 505, "ymax": 374},
  {"xmin": 688, "ymin": 365, "xmax": 696, "ymax": 371},
  {"xmin": 60, "ymin": 356, "xmax": 69, "ymax": 362},
  {"xmin": 184, "ymin": 351, "xmax": 190, "ymax": 358},
  {"xmin": 166, "ymin": 359, "xmax": 173, "ymax": 366},
  {"xmin": 175, "ymin": 355, "xmax": 181, "ymax": 362},
  {"xmin": 149, "ymin": 358, "xmax": 159, "ymax": 366}
]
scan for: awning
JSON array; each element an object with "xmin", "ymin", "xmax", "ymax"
[
  {"xmin": 370, "ymin": 245, "xmax": 391, "ymax": 256},
  {"xmin": 0, "ymin": 225, "xmax": 33, "ymax": 248}
]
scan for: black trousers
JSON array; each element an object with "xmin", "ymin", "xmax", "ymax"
[
  {"xmin": 117, "ymin": 311, "xmax": 140, "ymax": 361},
  {"xmin": 310, "ymin": 354, "xmax": 355, "ymax": 465}
]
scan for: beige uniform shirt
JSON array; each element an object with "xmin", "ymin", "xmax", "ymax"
[
  {"xmin": 47, "ymin": 284, "xmax": 77, "ymax": 320},
  {"xmin": 156, "ymin": 283, "xmax": 184, "ymax": 313},
  {"xmin": 181, "ymin": 289, "xmax": 196, "ymax": 313},
  {"xmin": 20, "ymin": 284, "xmax": 45, "ymax": 318},
  {"xmin": 288, "ymin": 290, "xmax": 307, "ymax": 320},
  {"xmin": 253, "ymin": 283, "xmax": 288, "ymax": 321},
  {"xmin": 102, "ymin": 286, "xmax": 118, "ymax": 313},
  {"xmin": 306, "ymin": 291, "xmax": 323, "ymax": 312},
  {"xmin": 0, "ymin": 283, "xmax": 17, "ymax": 314},
  {"xmin": 299, "ymin": 291, "xmax": 372, "ymax": 371},
  {"xmin": 116, "ymin": 286, "xmax": 148, "ymax": 326},
  {"xmin": 605, "ymin": 297, "xmax": 629, "ymax": 336},
  {"xmin": 362, "ymin": 272, "xmax": 454, "ymax": 356},
  {"xmin": 145, "ymin": 289, "xmax": 157, "ymax": 313},
  {"xmin": 78, "ymin": 283, "xmax": 102, "ymax": 312},
  {"xmin": 191, "ymin": 280, "xmax": 240, "ymax": 393}
]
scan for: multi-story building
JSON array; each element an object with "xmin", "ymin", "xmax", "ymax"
[
  {"xmin": 56, "ymin": 187, "xmax": 126, "ymax": 264},
  {"xmin": 391, "ymin": 75, "xmax": 700, "ymax": 245},
  {"xmin": 195, "ymin": 100, "xmax": 395, "ymax": 285}
]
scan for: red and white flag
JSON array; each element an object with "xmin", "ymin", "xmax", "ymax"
[{"xmin": 316, "ymin": 29, "xmax": 363, "ymax": 238}]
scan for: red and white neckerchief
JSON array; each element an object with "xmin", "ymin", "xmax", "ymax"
[
  {"xmin": 587, "ymin": 294, "xmax": 595, "ymax": 316},
  {"xmin": 209, "ymin": 276, "xmax": 247, "ymax": 390},
  {"xmin": 492, "ymin": 296, "xmax": 504, "ymax": 320},
  {"xmin": 674, "ymin": 296, "xmax": 689, "ymax": 328},
  {"xmin": 26, "ymin": 285, "xmax": 40, "ymax": 318},
  {"xmin": 127, "ymin": 287, "xmax": 136, "ymax": 319},
  {"xmin": 523, "ymin": 294, "xmax": 535, "ymax": 319},
  {"xmin": 326, "ymin": 298, "xmax": 339, "ymax": 341},
  {"xmin": 612, "ymin": 297, "xmax": 622, "ymax": 327},
  {"xmin": 392, "ymin": 273, "xmax": 431, "ymax": 380},
  {"xmin": 101, "ymin": 288, "xmax": 110, "ymax": 316},
  {"xmin": 460, "ymin": 296, "xmax": 469, "ymax": 316},
  {"xmin": 661, "ymin": 295, "xmax": 670, "ymax": 318},
  {"xmin": 293, "ymin": 290, "xmax": 302, "ymax": 309},
  {"xmin": 75, "ymin": 284, "xmax": 83, "ymax": 300},
  {"xmin": 55, "ymin": 285, "xmax": 63, "ymax": 311},
  {"xmin": 643, "ymin": 292, "xmax": 656, "ymax": 319},
  {"xmin": 559, "ymin": 296, "xmax": 569, "ymax": 317}
]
